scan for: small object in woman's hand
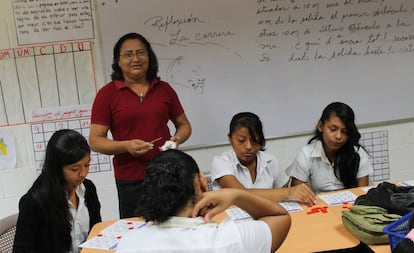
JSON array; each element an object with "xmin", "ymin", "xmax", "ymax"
[{"xmin": 160, "ymin": 140, "xmax": 177, "ymax": 151}]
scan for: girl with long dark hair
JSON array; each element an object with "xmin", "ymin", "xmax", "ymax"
[
  {"xmin": 287, "ymin": 102, "xmax": 373, "ymax": 193},
  {"xmin": 13, "ymin": 129, "xmax": 101, "ymax": 253}
]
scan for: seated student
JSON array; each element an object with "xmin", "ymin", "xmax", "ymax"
[
  {"xmin": 286, "ymin": 102, "xmax": 373, "ymax": 194},
  {"xmin": 210, "ymin": 112, "xmax": 316, "ymax": 204},
  {"xmin": 13, "ymin": 129, "xmax": 102, "ymax": 253},
  {"xmin": 393, "ymin": 211, "xmax": 414, "ymax": 253},
  {"xmin": 116, "ymin": 149, "xmax": 291, "ymax": 253}
]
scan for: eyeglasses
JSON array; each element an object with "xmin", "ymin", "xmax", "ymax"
[{"xmin": 120, "ymin": 50, "xmax": 148, "ymax": 60}]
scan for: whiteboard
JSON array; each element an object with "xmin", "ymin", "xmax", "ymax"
[{"xmin": 96, "ymin": 0, "xmax": 414, "ymax": 147}]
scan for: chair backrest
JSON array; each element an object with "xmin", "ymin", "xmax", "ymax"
[{"xmin": 0, "ymin": 213, "xmax": 18, "ymax": 253}]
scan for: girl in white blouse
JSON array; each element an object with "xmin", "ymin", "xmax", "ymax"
[
  {"xmin": 287, "ymin": 102, "xmax": 373, "ymax": 194},
  {"xmin": 211, "ymin": 112, "xmax": 316, "ymax": 204}
]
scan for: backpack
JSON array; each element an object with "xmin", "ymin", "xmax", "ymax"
[
  {"xmin": 356, "ymin": 182, "xmax": 414, "ymax": 215},
  {"xmin": 342, "ymin": 205, "xmax": 401, "ymax": 245}
]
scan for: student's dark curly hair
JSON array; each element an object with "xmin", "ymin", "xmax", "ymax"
[
  {"xmin": 228, "ymin": 112, "xmax": 266, "ymax": 151},
  {"xmin": 134, "ymin": 149, "xmax": 200, "ymax": 223},
  {"xmin": 309, "ymin": 102, "xmax": 364, "ymax": 188},
  {"xmin": 110, "ymin": 32, "xmax": 159, "ymax": 81}
]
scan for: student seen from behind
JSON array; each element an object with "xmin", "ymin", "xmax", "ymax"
[{"xmin": 116, "ymin": 149, "xmax": 291, "ymax": 253}]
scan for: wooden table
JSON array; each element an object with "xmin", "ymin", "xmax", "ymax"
[
  {"xmin": 276, "ymin": 187, "xmax": 390, "ymax": 253},
  {"xmin": 81, "ymin": 187, "xmax": 392, "ymax": 253}
]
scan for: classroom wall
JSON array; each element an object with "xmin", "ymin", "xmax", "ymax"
[
  {"xmin": 1, "ymin": 119, "xmax": 414, "ymax": 220},
  {"xmin": 96, "ymin": 0, "xmax": 414, "ymax": 148},
  {"xmin": 1, "ymin": 0, "xmax": 413, "ymax": 222}
]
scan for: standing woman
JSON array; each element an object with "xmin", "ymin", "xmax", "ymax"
[
  {"xmin": 13, "ymin": 129, "xmax": 101, "ymax": 253},
  {"xmin": 89, "ymin": 33, "xmax": 191, "ymax": 218},
  {"xmin": 286, "ymin": 102, "xmax": 373, "ymax": 194}
]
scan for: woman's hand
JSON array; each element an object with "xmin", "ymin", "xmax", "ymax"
[{"xmin": 126, "ymin": 139, "xmax": 153, "ymax": 157}]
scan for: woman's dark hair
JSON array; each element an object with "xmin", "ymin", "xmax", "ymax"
[
  {"xmin": 111, "ymin": 32, "xmax": 159, "ymax": 81},
  {"xmin": 135, "ymin": 149, "xmax": 200, "ymax": 223},
  {"xmin": 27, "ymin": 129, "xmax": 90, "ymax": 251},
  {"xmin": 392, "ymin": 212, "xmax": 414, "ymax": 253},
  {"xmin": 228, "ymin": 112, "xmax": 266, "ymax": 151},
  {"xmin": 309, "ymin": 102, "xmax": 363, "ymax": 188}
]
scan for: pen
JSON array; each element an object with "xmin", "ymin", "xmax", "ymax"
[{"xmin": 150, "ymin": 137, "xmax": 162, "ymax": 143}]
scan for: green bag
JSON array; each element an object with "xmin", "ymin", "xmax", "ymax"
[{"xmin": 342, "ymin": 205, "xmax": 401, "ymax": 245}]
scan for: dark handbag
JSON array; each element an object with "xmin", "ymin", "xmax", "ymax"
[
  {"xmin": 359, "ymin": 182, "xmax": 414, "ymax": 215},
  {"xmin": 312, "ymin": 242, "xmax": 374, "ymax": 253}
]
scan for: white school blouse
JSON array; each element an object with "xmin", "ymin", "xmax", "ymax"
[
  {"xmin": 116, "ymin": 216, "xmax": 271, "ymax": 253},
  {"xmin": 68, "ymin": 183, "xmax": 90, "ymax": 253},
  {"xmin": 286, "ymin": 140, "xmax": 373, "ymax": 194},
  {"xmin": 210, "ymin": 149, "xmax": 288, "ymax": 191}
]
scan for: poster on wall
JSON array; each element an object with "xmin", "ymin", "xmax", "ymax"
[
  {"xmin": 0, "ymin": 129, "xmax": 16, "ymax": 169},
  {"xmin": 12, "ymin": 0, "xmax": 95, "ymax": 45}
]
